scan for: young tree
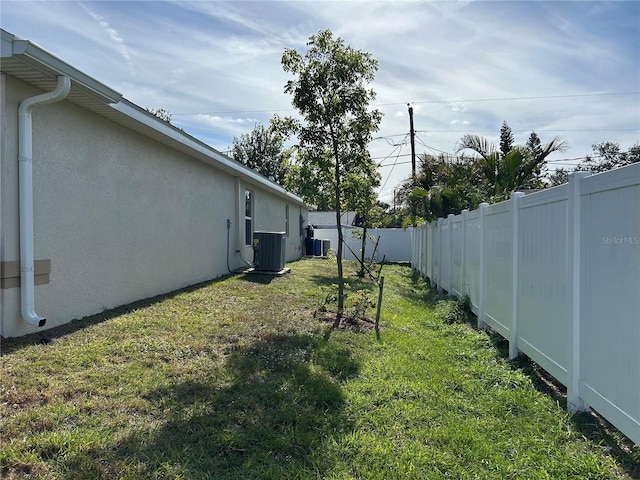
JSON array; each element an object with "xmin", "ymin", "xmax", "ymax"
[
  {"xmin": 280, "ymin": 29, "xmax": 382, "ymax": 324},
  {"xmin": 350, "ymin": 186, "xmax": 380, "ymax": 278},
  {"xmin": 281, "ymin": 150, "xmax": 335, "ymax": 210},
  {"xmin": 231, "ymin": 124, "xmax": 290, "ymax": 184}
]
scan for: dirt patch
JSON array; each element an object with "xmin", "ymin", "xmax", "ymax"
[{"xmin": 314, "ymin": 310, "xmax": 379, "ymax": 333}]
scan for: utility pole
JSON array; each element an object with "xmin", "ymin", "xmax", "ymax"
[
  {"xmin": 408, "ymin": 104, "xmax": 417, "ymax": 226},
  {"xmin": 393, "ymin": 187, "xmax": 396, "ymax": 213},
  {"xmin": 408, "ymin": 104, "xmax": 416, "ymax": 179}
]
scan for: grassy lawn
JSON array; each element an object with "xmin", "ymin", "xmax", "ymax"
[{"xmin": 1, "ymin": 259, "xmax": 637, "ymax": 479}]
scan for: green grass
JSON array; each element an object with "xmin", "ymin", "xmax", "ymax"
[{"xmin": 1, "ymin": 259, "xmax": 637, "ymax": 479}]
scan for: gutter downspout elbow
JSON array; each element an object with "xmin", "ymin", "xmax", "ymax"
[{"xmin": 18, "ymin": 76, "xmax": 71, "ymax": 327}]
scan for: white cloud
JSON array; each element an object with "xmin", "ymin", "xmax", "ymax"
[
  {"xmin": 195, "ymin": 114, "xmax": 260, "ymax": 126},
  {"xmin": 77, "ymin": 2, "xmax": 134, "ymax": 72},
  {"xmin": 450, "ymin": 103, "xmax": 467, "ymax": 113}
]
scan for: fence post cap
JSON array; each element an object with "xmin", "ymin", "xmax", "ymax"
[{"xmin": 569, "ymin": 171, "xmax": 590, "ymax": 181}]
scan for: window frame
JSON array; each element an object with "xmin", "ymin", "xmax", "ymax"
[
  {"xmin": 285, "ymin": 204, "xmax": 290, "ymax": 237},
  {"xmin": 244, "ymin": 190, "xmax": 253, "ymax": 246}
]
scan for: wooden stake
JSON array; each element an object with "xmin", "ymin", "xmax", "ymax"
[{"xmin": 375, "ymin": 276, "xmax": 385, "ymax": 332}]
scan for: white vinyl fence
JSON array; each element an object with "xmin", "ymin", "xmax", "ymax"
[
  {"xmin": 411, "ymin": 164, "xmax": 640, "ymax": 445},
  {"xmin": 313, "ymin": 227, "xmax": 412, "ymax": 262}
]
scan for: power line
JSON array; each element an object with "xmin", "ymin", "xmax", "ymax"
[
  {"xmin": 380, "ymin": 92, "xmax": 640, "ymax": 107},
  {"xmin": 371, "ymin": 134, "xmax": 409, "ymax": 146},
  {"xmin": 376, "ymin": 153, "xmax": 602, "ymax": 168},
  {"xmin": 414, "ymin": 135, "xmax": 457, "ymax": 157},
  {"xmin": 415, "ymin": 128, "xmax": 638, "ymax": 133},
  {"xmin": 379, "ymin": 140, "xmax": 407, "ymax": 192},
  {"xmin": 379, "ymin": 158, "xmax": 413, "ymax": 168},
  {"xmin": 170, "ymin": 92, "xmax": 639, "ymax": 116}
]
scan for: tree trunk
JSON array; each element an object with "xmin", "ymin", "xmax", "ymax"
[
  {"xmin": 330, "ymin": 125, "xmax": 344, "ymax": 328},
  {"xmin": 335, "ymin": 204, "xmax": 344, "ymax": 327},
  {"xmin": 358, "ymin": 226, "xmax": 367, "ymax": 278}
]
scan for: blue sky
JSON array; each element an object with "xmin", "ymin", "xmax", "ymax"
[{"xmin": 2, "ymin": 0, "xmax": 639, "ymax": 202}]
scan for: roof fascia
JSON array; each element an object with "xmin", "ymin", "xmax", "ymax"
[{"xmin": 2, "ymin": 30, "xmax": 121, "ymax": 104}]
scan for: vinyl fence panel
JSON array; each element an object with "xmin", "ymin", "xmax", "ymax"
[
  {"xmin": 483, "ymin": 201, "xmax": 513, "ymax": 338},
  {"xmin": 517, "ymin": 185, "xmax": 570, "ymax": 384},
  {"xmin": 313, "ymin": 227, "xmax": 412, "ymax": 262},
  {"xmin": 410, "ymin": 163, "xmax": 640, "ymax": 445},
  {"xmin": 451, "ymin": 215, "xmax": 464, "ymax": 298},
  {"xmin": 579, "ymin": 166, "xmax": 640, "ymax": 445},
  {"xmin": 464, "ymin": 210, "xmax": 482, "ymax": 315},
  {"xmin": 439, "ymin": 217, "xmax": 452, "ymax": 294}
]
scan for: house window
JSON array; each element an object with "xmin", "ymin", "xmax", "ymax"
[
  {"xmin": 285, "ymin": 204, "xmax": 290, "ymax": 237},
  {"xmin": 245, "ymin": 190, "xmax": 253, "ymax": 246}
]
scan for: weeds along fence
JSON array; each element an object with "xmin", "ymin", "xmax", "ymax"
[{"xmin": 410, "ymin": 164, "xmax": 640, "ymax": 445}]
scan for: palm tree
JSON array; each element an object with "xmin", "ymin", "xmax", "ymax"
[{"xmin": 456, "ymin": 127, "xmax": 567, "ymax": 202}]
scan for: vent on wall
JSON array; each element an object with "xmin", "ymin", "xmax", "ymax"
[{"xmin": 253, "ymin": 231, "xmax": 286, "ymax": 272}]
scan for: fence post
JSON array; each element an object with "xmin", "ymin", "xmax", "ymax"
[
  {"xmin": 429, "ymin": 222, "xmax": 435, "ymax": 284},
  {"xmin": 437, "ymin": 218, "xmax": 443, "ymax": 293},
  {"xmin": 509, "ymin": 192, "xmax": 525, "ymax": 360},
  {"xmin": 568, "ymin": 172, "xmax": 589, "ymax": 413},
  {"xmin": 422, "ymin": 225, "xmax": 428, "ymax": 276},
  {"xmin": 461, "ymin": 209, "xmax": 468, "ymax": 299},
  {"xmin": 478, "ymin": 203, "xmax": 488, "ymax": 330},
  {"xmin": 413, "ymin": 226, "xmax": 418, "ymax": 272},
  {"xmin": 418, "ymin": 224, "xmax": 427, "ymax": 278},
  {"xmin": 448, "ymin": 214, "xmax": 455, "ymax": 296}
]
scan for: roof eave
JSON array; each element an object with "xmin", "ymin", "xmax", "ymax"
[{"xmin": 7, "ymin": 37, "xmax": 122, "ymax": 104}]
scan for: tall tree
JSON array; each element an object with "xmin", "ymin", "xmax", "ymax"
[
  {"xmin": 577, "ymin": 141, "xmax": 640, "ymax": 173},
  {"xmin": 232, "ymin": 124, "xmax": 290, "ymax": 184},
  {"xmin": 547, "ymin": 141, "xmax": 640, "ymax": 186},
  {"xmin": 499, "ymin": 120, "xmax": 515, "ymax": 158},
  {"xmin": 526, "ymin": 131, "xmax": 543, "ymax": 155},
  {"xmin": 280, "ymin": 29, "xmax": 382, "ymax": 323},
  {"xmin": 146, "ymin": 107, "xmax": 172, "ymax": 123},
  {"xmin": 547, "ymin": 167, "xmax": 570, "ymax": 187}
]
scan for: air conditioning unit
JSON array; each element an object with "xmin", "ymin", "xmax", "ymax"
[{"xmin": 253, "ymin": 231, "xmax": 286, "ymax": 272}]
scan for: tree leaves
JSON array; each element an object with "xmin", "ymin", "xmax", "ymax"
[{"xmin": 231, "ymin": 124, "xmax": 290, "ymax": 185}]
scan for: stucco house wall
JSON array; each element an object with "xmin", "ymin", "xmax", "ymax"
[{"xmin": 0, "ymin": 31, "xmax": 307, "ymax": 338}]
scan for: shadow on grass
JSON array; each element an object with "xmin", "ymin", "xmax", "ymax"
[
  {"xmin": 239, "ymin": 272, "xmax": 278, "ymax": 285},
  {"xmin": 88, "ymin": 333, "xmax": 360, "ymax": 479},
  {"xmin": 308, "ymin": 274, "xmax": 377, "ymax": 293},
  {"xmin": 0, "ymin": 274, "xmax": 239, "ymax": 356}
]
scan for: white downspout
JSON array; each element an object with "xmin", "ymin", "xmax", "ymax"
[{"xmin": 18, "ymin": 75, "xmax": 71, "ymax": 327}]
